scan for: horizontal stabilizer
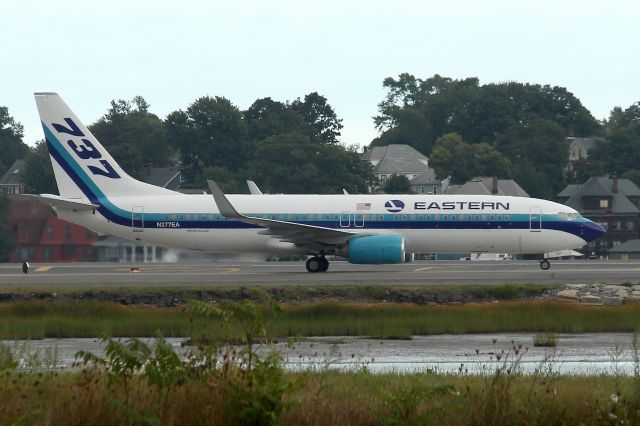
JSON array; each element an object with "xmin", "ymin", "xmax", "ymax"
[{"xmin": 20, "ymin": 194, "xmax": 99, "ymax": 212}]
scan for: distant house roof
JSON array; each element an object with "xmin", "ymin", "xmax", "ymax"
[
  {"xmin": 560, "ymin": 176, "xmax": 640, "ymax": 214},
  {"xmin": 361, "ymin": 145, "xmax": 430, "ymax": 175},
  {"xmin": 142, "ymin": 166, "xmax": 181, "ymax": 190},
  {"xmin": 557, "ymin": 184, "xmax": 580, "ymax": 198},
  {"xmin": 566, "ymin": 137, "xmax": 598, "ymax": 151},
  {"xmin": 0, "ymin": 159, "xmax": 26, "ymax": 186},
  {"xmin": 445, "ymin": 177, "xmax": 529, "ymax": 197},
  {"xmin": 608, "ymin": 240, "xmax": 640, "ymax": 253},
  {"xmin": 409, "ymin": 168, "xmax": 438, "ymax": 185}
]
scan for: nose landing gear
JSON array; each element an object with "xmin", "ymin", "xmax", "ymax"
[{"xmin": 306, "ymin": 255, "xmax": 329, "ymax": 273}]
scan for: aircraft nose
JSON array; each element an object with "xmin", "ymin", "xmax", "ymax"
[{"xmin": 581, "ymin": 221, "xmax": 606, "ymax": 243}]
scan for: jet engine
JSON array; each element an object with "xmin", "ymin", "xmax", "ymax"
[{"xmin": 336, "ymin": 235, "xmax": 406, "ymax": 264}]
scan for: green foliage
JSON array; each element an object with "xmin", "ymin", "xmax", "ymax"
[
  {"xmin": 22, "ymin": 140, "xmax": 57, "ymax": 194},
  {"xmin": 188, "ymin": 299, "xmax": 292, "ymax": 425},
  {"xmin": 374, "ymin": 73, "xmax": 599, "ymax": 156},
  {"xmin": 495, "ymin": 119, "xmax": 568, "ymax": 198},
  {"xmin": 165, "ymin": 96, "xmax": 249, "ymax": 186},
  {"xmin": 383, "ymin": 174, "xmax": 412, "ymax": 194},
  {"xmin": 430, "ymin": 132, "xmax": 511, "ymax": 183},
  {"xmin": 290, "ymin": 92, "xmax": 343, "ymax": 144},
  {"xmin": 89, "ymin": 96, "xmax": 173, "ymax": 179},
  {"xmin": 0, "ymin": 106, "xmax": 28, "ymax": 176},
  {"xmin": 248, "ymin": 132, "xmax": 370, "ymax": 194},
  {"xmin": 380, "ymin": 377, "xmax": 456, "ymax": 425},
  {"xmin": 0, "ymin": 196, "xmax": 13, "ymax": 262},
  {"xmin": 0, "ymin": 343, "xmax": 18, "ymax": 371}
]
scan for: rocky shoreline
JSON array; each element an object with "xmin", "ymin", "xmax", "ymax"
[
  {"xmin": 0, "ymin": 283, "xmax": 638, "ymax": 307},
  {"xmin": 552, "ymin": 284, "xmax": 640, "ymax": 306}
]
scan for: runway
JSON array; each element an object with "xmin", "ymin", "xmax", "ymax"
[{"xmin": 0, "ymin": 259, "xmax": 638, "ymax": 287}]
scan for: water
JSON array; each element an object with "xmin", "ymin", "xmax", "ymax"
[{"xmin": 2, "ymin": 333, "xmax": 638, "ymax": 375}]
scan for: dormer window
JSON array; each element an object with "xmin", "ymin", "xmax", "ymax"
[{"xmin": 599, "ymin": 199, "xmax": 609, "ymax": 209}]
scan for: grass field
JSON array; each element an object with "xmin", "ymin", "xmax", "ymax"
[
  {"xmin": 0, "ymin": 300, "xmax": 640, "ymax": 339},
  {"xmin": 0, "ymin": 367, "xmax": 636, "ymax": 425}
]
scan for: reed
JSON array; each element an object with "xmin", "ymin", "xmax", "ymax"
[{"xmin": 1, "ymin": 300, "xmax": 640, "ymax": 339}]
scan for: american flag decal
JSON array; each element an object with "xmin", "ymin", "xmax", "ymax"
[{"xmin": 356, "ymin": 202, "xmax": 371, "ymax": 210}]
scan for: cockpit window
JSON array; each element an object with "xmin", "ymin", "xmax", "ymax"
[{"xmin": 558, "ymin": 212, "xmax": 581, "ymax": 220}]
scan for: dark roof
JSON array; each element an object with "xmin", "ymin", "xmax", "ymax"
[
  {"xmin": 142, "ymin": 167, "xmax": 181, "ymax": 189},
  {"xmin": 561, "ymin": 177, "xmax": 640, "ymax": 214},
  {"xmin": 445, "ymin": 177, "xmax": 529, "ymax": 197},
  {"xmin": 557, "ymin": 184, "xmax": 579, "ymax": 198},
  {"xmin": 0, "ymin": 159, "xmax": 26, "ymax": 186},
  {"xmin": 608, "ymin": 239, "xmax": 640, "ymax": 253},
  {"xmin": 361, "ymin": 145, "xmax": 430, "ymax": 174},
  {"xmin": 409, "ymin": 168, "xmax": 438, "ymax": 185}
]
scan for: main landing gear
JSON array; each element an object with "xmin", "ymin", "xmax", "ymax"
[
  {"xmin": 306, "ymin": 255, "xmax": 329, "ymax": 273},
  {"xmin": 539, "ymin": 259, "xmax": 551, "ymax": 270}
]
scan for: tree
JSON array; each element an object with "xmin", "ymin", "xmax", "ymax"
[
  {"xmin": 22, "ymin": 140, "xmax": 57, "ymax": 194},
  {"xmin": 0, "ymin": 106, "xmax": 28, "ymax": 175},
  {"xmin": 429, "ymin": 133, "xmax": 511, "ymax": 184},
  {"xmin": 372, "ymin": 73, "xmax": 600, "ymax": 155},
  {"xmin": 0, "ymin": 196, "xmax": 13, "ymax": 262},
  {"xmin": 499, "ymin": 119, "xmax": 567, "ymax": 198},
  {"xmin": 591, "ymin": 102, "xmax": 640, "ymax": 184},
  {"xmin": 383, "ymin": 174, "xmax": 412, "ymax": 194},
  {"xmin": 90, "ymin": 97, "xmax": 173, "ymax": 180},
  {"xmin": 291, "ymin": 92, "xmax": 343, "ymax": 144},
  {"xmin": 165, "ymin": 96, "xmax": 249, "ymax": 186},
  {"xmin": 247, "ymin": 132, "xmax": 370, "ymax": 194}
]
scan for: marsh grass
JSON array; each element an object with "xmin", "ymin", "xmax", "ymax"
[
  {"xmin": 1, "ymin": 300, "xmax": 640, "ymax": 339},
  {"xmin": 533, "ymin": 333, "xmax": 558, "ymax": 347}
]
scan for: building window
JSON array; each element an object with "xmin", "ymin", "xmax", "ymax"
[
  {"xmin": 19, "ymin": 226, "xmax": 27, "ymax": 239},
  {"xmin": 42, "ymin": 247, "xmax": 51, "ymax": 260},
  {"xmin": 597, "ymin": 222, "xmax": 608, "ymax": 230},
  {"xmin": 64, "ymin": 225, "xmax": 72, "ymax": 240},
  {"xmin": 599, "ymin": 199, "xmax": 609, "ymax": 209},
  {"xmin": 47, "ymin": 226, "xmax": 53, "ymax": 239},
  {"xmin": 627, "ymin": 221, "xmax": 635, "ymax": 231}
]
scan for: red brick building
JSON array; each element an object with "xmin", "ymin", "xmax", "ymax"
[{"xmin": 6, "ymin": 197, "xmax": 98, "ymax": 262}]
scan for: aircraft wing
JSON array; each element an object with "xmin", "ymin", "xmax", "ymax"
[
  {"xmin": 208, "ymin": 180, "xmax": 355, "ymax": 246},
  {"xmin": 20, "ymin": 194, "xmax": 99, "ymax": 212}
]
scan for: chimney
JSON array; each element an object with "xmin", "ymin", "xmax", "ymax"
[
  {"xmin": 612, "ymin": 175, "xmax": 619, "ymax": 193},
  {"xmin": 491, "ymin": 176, "xmax": 498, "ymax": 195}
]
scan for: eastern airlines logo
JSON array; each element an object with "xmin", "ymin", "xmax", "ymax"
[{"xmin": 385, "ymin": 200, "xmax": 405, "ymax": 213}]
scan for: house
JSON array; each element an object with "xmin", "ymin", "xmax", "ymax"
[
  {"xmin": 361, "ymin": 144, "xmax": 443, "ymax": 193},
  {"xmin": 5, "ymin": 196, "xmax": 98, "ymax": 262},
  {"xmin": 0, "ymin": 160, "xmax": 26, "ymax": 196},
  {"xmin": 445, "ymin": 177, "xmax": 529, "ymax": 197},
  {"xmin": 557, "ymin": 176, "xmax": 640, "ymax": 256},
  {"xmin": 566, "ymin": 137, "xmax": 599, "ymax": 162}
]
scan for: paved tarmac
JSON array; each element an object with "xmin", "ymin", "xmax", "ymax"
[{"xmin": 0, "ymin": 259, "xmax": 638, "ymax": 287}]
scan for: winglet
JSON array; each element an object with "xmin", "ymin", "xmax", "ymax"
[
  {"xmin": 207, "ymin": 180, "xmax": 242, "ymax": 219},
  {"xmin": 247, "ymin": 180, "xmax": 263, "ymax": 195}
]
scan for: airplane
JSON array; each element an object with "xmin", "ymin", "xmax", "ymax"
[{"xmin": 30, "ymin": 93, "xmax": 605, "ymax": 273}]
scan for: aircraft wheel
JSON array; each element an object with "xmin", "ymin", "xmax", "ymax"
[
  {"xmin": 318, "ymin": 257, "xmax": 329, "ymax": 272},
  {"xmin": 540, "ymin": 259, "xmax": 551, "ymax": 270},
  {"xmin": 306, "ymin": 256, "xmax": 321, "ymax": 273}
]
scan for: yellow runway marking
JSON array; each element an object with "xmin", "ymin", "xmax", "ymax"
[
  {"xmin": 224, "ymin": 268, "xmax": 240, "ymax": 273},
  {"xmin": 35, "ymin": 266, "xmax": 51, "ymax": 272},
  {"xmin": 413, "ymin": 267, "xmax": 434, "ymax": 272}
]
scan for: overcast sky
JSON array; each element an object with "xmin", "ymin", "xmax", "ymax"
[{"xmin": 2, "ymin": 0, "xmax": 639, "ymax": 148}]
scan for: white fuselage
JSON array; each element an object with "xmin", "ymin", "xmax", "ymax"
[{"xmin": 54, "ymin": 193, "xmax": 590, "ymax": 256}]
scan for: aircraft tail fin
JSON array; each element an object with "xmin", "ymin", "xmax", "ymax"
[{"xmin": 34, "ymin": 93, "xmax": 172, "ymax": 201}]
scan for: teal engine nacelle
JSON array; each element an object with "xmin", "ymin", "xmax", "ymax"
[{"xmin": 336, "ymin": 235, "xmax": 406, "ymax": 264}]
